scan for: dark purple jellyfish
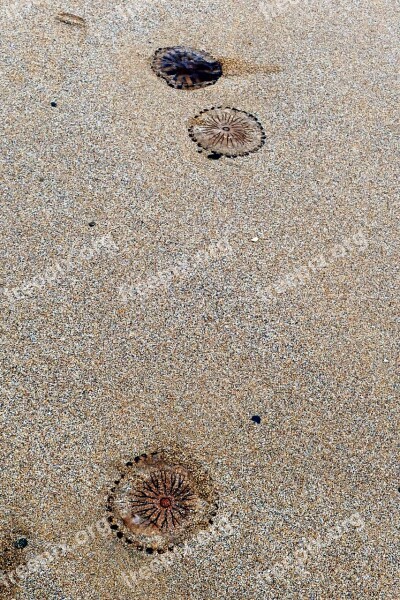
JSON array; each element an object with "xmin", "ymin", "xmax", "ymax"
[{"xmin": 151, "ymin": 46, "xmax": 222, "ymax": 89}]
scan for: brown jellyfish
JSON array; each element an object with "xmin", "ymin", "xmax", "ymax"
[
  {"xmin": 128, "ymin": 468, "xmax": 197, "ymax": 531},
  {"xmin": 107, "ymin": 450, "xmax": 218, "ymax": 552},
  {"xmin": 188, "ymin": 106, "xmax": 266, "ymax": 158},
  {"xmin": 151, "ymin": 46, "xmax": 222, "ymax": 89}
]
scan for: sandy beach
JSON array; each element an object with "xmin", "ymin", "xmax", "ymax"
[{"xmin": 0, "ymin": 0, "xmax": 398, "ymax": 597}]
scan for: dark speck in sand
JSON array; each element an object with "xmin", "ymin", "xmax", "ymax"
[
  {"xmin": 14, "ymin": 538, "xmax": 28, "ymax": 549},
  {"xmin": 88, "ymin": 221, "xmax": 96, "ymax": 227},
  {"xmin": 50, "ymin": 101, "xmax": 57, "ymax": 107},
  {"xmin": 251, "ymin": 415, "xmax": 261, "ymax": 424}
]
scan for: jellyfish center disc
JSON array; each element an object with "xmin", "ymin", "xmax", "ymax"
[{"xmin": 160, "ymin": 497, "xmax": 172, "ymax": 508}]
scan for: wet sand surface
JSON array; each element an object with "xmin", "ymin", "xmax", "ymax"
[{"xmin": 0, "ymin": 0, "xmax": 398, "ymax": 598}]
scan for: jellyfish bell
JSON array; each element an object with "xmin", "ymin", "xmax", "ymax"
[
  {"xmin": 107, "ymin": 450, "xmax": 219, "ymax": 552},
  {"xmin": 151, "ymin": 46, "xmax": 223, "ymax": 89},
  {"xmin": 188, "ymin": 107, "xmax": 266, "ymax": 158}
]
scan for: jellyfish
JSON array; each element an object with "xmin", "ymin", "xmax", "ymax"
[
  {"xmin": 152, "ymin": 46, "xmax": 222, "ymax": 89},
  {"xmin": 107, "ymin": 451, "xmax": 219, "ymax": 553},
  {"xmin": 188, "ymin": 106, "xmax": 266, "ymax": 158}
]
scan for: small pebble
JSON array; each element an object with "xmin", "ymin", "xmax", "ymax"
[
  {"xmin": 88, "ymin": 221, "xmax": 96, "ymax": 227},
  {"xmin": 251, "ymin": 236, "xmax": 259, "ymax": 242},
  {"xmin": 50, "ymin": 101, "xmax": 57, "ymax": 107},
  {"xmin": 251, "ymin": 415, "xmax": 261, "ymax": 424},
  {"xmin": 14, "ymin": 538, "xmax": 28, "ymax": 549}
]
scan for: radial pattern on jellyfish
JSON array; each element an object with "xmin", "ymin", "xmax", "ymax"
[
  {"xmin": 188, "ymin": 107, "xmax": 265, "ymax": 158},
  {"xmin": 130, "ymin": 468, "xmax": 196, "ymax": 530},
  {"xmin": 151, "ymin": 46, "xmax": 222, "ymax": 89},
  {"xmin": 107, "ymin": 451, "xmax": 218, "ymax": 552}
]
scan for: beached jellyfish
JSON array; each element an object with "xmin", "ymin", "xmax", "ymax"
[
  {"xmin": 107, "ymin": 451, "xmax": 218, "ymax": 552},
  {"xmin": 122, "ymin": 464, "xmax": 197, "ymax": 532},
  {"xmin": 188, "ymin": 107, "xmax": 266, "ymax": 158},
  {"xmin": 151, "ymin": 46, "xmax": 222, "ymax": 89}
]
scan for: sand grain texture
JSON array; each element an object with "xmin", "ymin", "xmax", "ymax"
[{"xmin": 0, "ymin": 0, "xmax": 398, "ymax": 598}]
